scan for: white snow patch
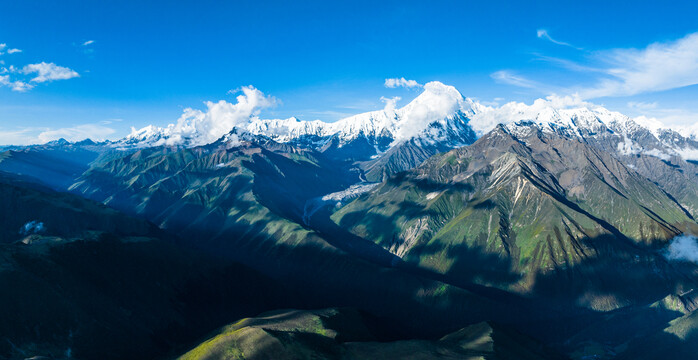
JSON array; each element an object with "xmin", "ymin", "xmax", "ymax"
[
  {"xmin": 321, "ymin": 183, "xmax": 380, "ymax": 202},
  {"xmin": 302, "ymin": 183, "xmax": 380, "ymax": 225},
  {"xmin": 426, "ymin": 192, "xmax": 441, "ymax": 200}
]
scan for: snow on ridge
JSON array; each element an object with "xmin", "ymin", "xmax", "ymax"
[
  {"xmin": 248, "ymin": 81, "xmax": 480, "ymax": 147},
  {"xmin": 119, "ymin": 81, "xmax": 481, "ymax": 150},
  {"xmin": 115, "ymin": 82, "xmax": 698, "ymax": 162},
  {"xmin": 494, "ymin": 100, "xmax": 698, "ymax": 161}
]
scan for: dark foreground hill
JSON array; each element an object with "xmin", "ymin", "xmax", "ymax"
[
  {"xmin": 0, "ymin": 172, "xmax": 294, "ymax": 360},
  {"xmin": 177, "ymin": 308, "xmax": 565, "ymax": 360}
]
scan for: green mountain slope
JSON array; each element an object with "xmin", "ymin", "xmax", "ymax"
[
  {"xmin": 67, "ymin": 134, "xmax": 544, "ymax": 343},
  {"xmin": 178, "ymin": 308, "xmax": 565, "ymax": 360},
  {"xmin": 0, "ymin": 172, "xmax": 294, "ymax": 360},
  {"xmin": 333, "ymin": 124, "xmax": 698, "ymax": 310}
]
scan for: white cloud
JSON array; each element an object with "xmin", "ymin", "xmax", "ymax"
[
  {"xmin": 626, "ymin": 105, "xmax": 698, "ymax": 136},
  {"xmin": 490, "ymin": 70, "xmax": 540, "ymax": 89},
  {"xmin": 384, "ymin": 77, "xmax": 422, "ymax": 89},
  {"xmin": 578, "ymin": 32, "xmax": 698, "ymax": 98},
  {"xmin": 0, "ymin": 122, "xmax": 117, "ymax": 145},
  {"xmin": 665, "ymin": 235, "xmax": 698, "ymax": 263},
  {"xmin": 469, "ymin": 94, "xmax": 590, "ymax": 135},
  {"xmin": 0, "ymin": 127, "xmax": 42, "ymax": 145},
  {"xmin": 23, "ymin": 62, "xmax": 79, "ymax": 83},
  {"xmin": 536, "ymin": 29, "xmax": 579, "ymax": 49},
  {"xmin": 633, "ymin": 115, "xmax": 666, "ymax": 134},
  {"xmin": 127, "ymin": 86, "xmax": 278, "ymax": 146},
  {"xmin": 392, "ymin": 81, "xmax": 469, "ymax": 142},
  {"xmin": 0, "ymin": 74, "xmax": 34, "ymax": 92},
  {"xmin": 36, "ymin": 124, "xmax": 116, "ymax": 143},
  {"xmin": 380, "ymin": 96, "xmax": 401, "ymax": 113},
  {"xmin": 627, "ymin": 101, "xmax": 657, "ymax": 110},
  {"xmin": 0, "ymin": 43, "xmax": 21, "ymax": 55},
  {"xmin": 82, "ymin": 40, "xmax": 94, "ymax": 46},
  {"xmin": 617, "ymin": 136, "xmax": 642, "ymax": 156},
  {"xmin": 1, "ymin": 65, "xmax": 18, "ymax": 74},
  {"xmin": 643, "ymin": 148, "xmax": 672, "ymax": 161},
  {"xmin": 9, "ymin": 80, "xmax": 34, "ymax": 92}
]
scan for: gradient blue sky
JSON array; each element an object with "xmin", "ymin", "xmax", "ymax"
[{"xmin": 2, "ymin": 0, "xmax": 698, "ymax": 144}]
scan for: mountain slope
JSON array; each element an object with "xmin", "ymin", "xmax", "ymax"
[
  {"xmin": 478, "ymin": 103, "xmax": 698, "ymax": 218},
  {"xmin": 120, "ymin": 82, "xmax": 481, "ymax": 181},
  {"xmin": 0, "ymin": 139, "xmax": 124, "ymax": 191},
  {"xmin": 68, "ymin": 132, "xmax": 543, "ymax": 341},
  {"xmin": 178, "ymin": 308, "xmax": 565, "ymax": 360},
  {"xmin": 333, "ymin": 122, "xmax": 698, "ymax": 310},
  {"xmin": 0, "ymin": 171, "xmax": 293, "ymax": 360}
]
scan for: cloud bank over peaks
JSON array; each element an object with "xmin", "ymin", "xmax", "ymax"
[
  {"xmin": 125, "ymin": 86, "xmax": 277, "ymax": 147},
  {"xmin": 392, "ymin": 81, "xmax": 477, "ymax": 141},
  {"xmin": 119, "ymin": 80, "xmax": 698, "ymax": 164},
  {"xmin": 468, "ymin": 94, "xmax": 592, "ymax": 135}
]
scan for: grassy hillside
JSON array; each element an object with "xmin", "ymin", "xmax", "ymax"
[{"xmin": 178, "ymin": 308, "xmax": 565, "ymax": 360}]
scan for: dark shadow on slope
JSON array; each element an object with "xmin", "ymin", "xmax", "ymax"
[
  {"xmin": 512, "ymin": 232, "xmax": 698, "ymax": 355},
  {"xmin": 616, "ymin": 315, "xmax": 698, "ymax": 360},
  {"xmin": 0, "ymin": 233, "xmax": 299, "ymax": 360},
  {"xmin": 244, "ymin": 150, "xmax": 357, "ymax": 224}
]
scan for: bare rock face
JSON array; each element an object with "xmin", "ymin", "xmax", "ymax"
[{"xmin": 334, "ymin": 123, "xmax": 697, "ymax": 310}]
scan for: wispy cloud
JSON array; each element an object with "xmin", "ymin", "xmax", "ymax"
[
  {"xmin": 37, "ymin": 123, "xmax": 115, "ymax": 143},
  {"xmin": 23, "ymin": 62, "xmax": 79, "ymax": 83},
  {"xmin": 384, "ymin": 77, "xmax": 422, "ymax": 89},
  {"xmin": 536, "ymin": 29, "xmax": 580, "ymax": 49},
  {"xmin": 0, "ymin": 122, "xmax": 116, "ymax": 145},
  {"xmin": 499, "ymin": 31, "xmax": 698, "ymax": 102},
  {"xmin": 0, "ymin": 127, "xmax": 43, "ymax": 145},
  {"xmin": 0, "ymin": 43, "xmax": 21, "ymax": 56},
  {"xmin": 577, "ymin": 32, "xmax": 698, "ymax": 98},
  {"xmin": 0, "ymin": 42, "xmax": 80, "ymax": 91},
  {"xmin": 534, "ymin": 54, "xmax": 602, "ymax": 73},
  {"xmin": 380, "ymin": 96, "xmax": 401, "ymax": 113},
  {"xmin": 0, "ymin": 74, "xmax": 34, "ymax": 92},
  {"xmin": 82, "ymin": 40, "xmax": 94, "ymax": 46},
  {"xmin": 490, "ymin": 70, "xmax": 540, "ymax": 89},
  {"xmin": 627, "ymin": 101, "xmax": 658, "ymax": 110}
]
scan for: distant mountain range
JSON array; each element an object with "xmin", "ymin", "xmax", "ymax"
[{"xmin": 3, "ymin": 82, "xmax": 698, "ymax": 359}]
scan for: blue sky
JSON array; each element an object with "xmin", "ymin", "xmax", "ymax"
[{"xmin": 2, "ymin": 0, "xmax": 698, "ymax": 144}]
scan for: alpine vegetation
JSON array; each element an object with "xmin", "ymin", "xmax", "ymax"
[{"xmin": 5, "ymin": 2, "xmax": 698, "ymax": 360}]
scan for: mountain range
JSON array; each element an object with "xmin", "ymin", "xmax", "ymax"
[{"xmin": 2, "ymin": 81, "xmax": 698, "ymax": 359}]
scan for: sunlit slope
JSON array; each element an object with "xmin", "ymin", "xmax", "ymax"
[
  {"xmin": 178, "ymin": 308, "xmax": 564, "ymax": 360},
  {"xmin": 334, "ymin": 124, "xmax": 697, "ymax": 309}
]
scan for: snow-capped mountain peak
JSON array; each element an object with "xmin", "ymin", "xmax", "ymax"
[
  {"xmin": 113, "ymin": 82, "xmax": 698, "ymax": 163},
  {"xmin": 494, "ymin": 102, "xmax": 698, "ymax": 162},
  {"xmin": 118, "ymin": 81, "xmax": 481, "ymax": 153}
]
